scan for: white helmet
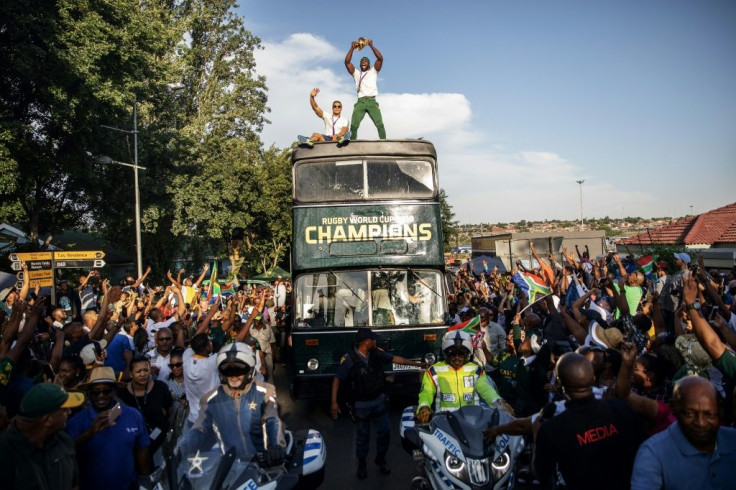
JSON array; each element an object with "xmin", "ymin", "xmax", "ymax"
[
  {"xmin": 442, "ymin": 330, "xmax": 473, "ymax": 358},
  {"xmin": 216, "ymin": 342, "xmax": 256, "ymax": 378}
]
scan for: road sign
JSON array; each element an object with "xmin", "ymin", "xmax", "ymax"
[
  {"xmin": 54, "ymin": 250, "xmax": 106, "ymax": 260},
  {"xmin": 10, "ymin": 260, "xmax": 52, "ymax": 271},
  {"xmin": 55, "ymin": 259, "xmax": 106, "ymax": 269},
  {"xmin": 16, "ymin": 279, "xmax": 54, "ymax": 289},
  {"xmin": 16, "ymin": 270, "xmax": 53, "ymax": 281},
  {"xmin": 8, "ymin": 252, "xmax": 53, "ymax": 262}
]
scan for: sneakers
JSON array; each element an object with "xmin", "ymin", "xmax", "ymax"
[
  {"xmin": 297, "ymin": 135, "xmax": 314, "ymax": 148},
  {"xmin": 357, "ymin": 458, "xmax": 367, "ymax": 480},
  {"xmin": 338, "ymin": 130, "xmax": 352, "ymax": 145}
]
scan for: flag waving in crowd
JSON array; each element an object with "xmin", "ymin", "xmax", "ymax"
[
  {"xmin": 636, "ymin": 255, "xmax": 656, "ymax": 280},
  {"xmin": 512, "ymin": 271, "xmax": 551, "ymax": 304}
]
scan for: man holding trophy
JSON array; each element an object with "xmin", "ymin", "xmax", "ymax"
[{"xmin": 345, "ymin": 38, "xmax": 386, "ymax": 140}]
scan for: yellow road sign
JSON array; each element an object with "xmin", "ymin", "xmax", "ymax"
[
  {"xmin": 9, "ymin": 252, "xmax": 53, "ymax": 262},
  {"xmin": 16, "ymin": 270, "xmax": 53, "ymax": 281},
  {"xmin": 54, "ymin": 250, "xmax": 106, "ymax": 260}
]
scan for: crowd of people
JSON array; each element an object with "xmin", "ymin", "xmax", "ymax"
[
  {"xmin": 0, "ymin": 264, "xmax": 292, "ymax": 489},
  {"xmin": 1, "ymin": 243, "xmax": 736, "ymax": 489},
  {"xmin": 443, "ymin": 245, "xmax": 736, "ymax": 488}
]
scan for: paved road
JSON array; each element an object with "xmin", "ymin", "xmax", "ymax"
[{"xmin": 272, "ymin": 364, "xmax": 419, "ymax": 489}]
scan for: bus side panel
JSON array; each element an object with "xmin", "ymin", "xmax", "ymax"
[{"xmin": 293, "ymin": 203, "xmax": 443, "ymax": 271}]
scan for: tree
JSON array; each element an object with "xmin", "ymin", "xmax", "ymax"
[
  {"xmin": 439, "ymin": 189, "xmax": 458, "ymax": 253},
  {"xmin": 0, "ymin": 0, "xmax": 177, "ymax": 240}
]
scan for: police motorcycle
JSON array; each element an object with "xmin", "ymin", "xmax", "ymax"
[
  {"xmin": 139, "ymin": 343, "xmax": 326, "ymax": 490},
  {"xmin": 399, "ymin": 331, "xmax": 524, "ymax": 490}
]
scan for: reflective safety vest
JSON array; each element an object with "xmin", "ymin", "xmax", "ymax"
[{"xmin": 417, "ymin": 361, "xmax": 500, "ymax": 413}]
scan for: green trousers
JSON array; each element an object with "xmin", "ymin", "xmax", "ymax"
[{"xmin": 351, "ymin": 97, "xmax": 386, "ymax": 140}]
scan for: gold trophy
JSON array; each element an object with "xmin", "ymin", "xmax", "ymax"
[{"xmin": 355, "ymin": 37, "xmax": 369, "ymax": 50}]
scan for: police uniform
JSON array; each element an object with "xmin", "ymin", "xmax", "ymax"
[{"xmin": 335, "ymin": 347, "xmax": 393, "ymax": 461}]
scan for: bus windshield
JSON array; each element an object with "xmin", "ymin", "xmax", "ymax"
[
  {"xmin": 295, "ymin": 159, "xmax": 435, "ymax": 202},
  {"xmin": 295, "ymin": 269, "xmax": 445, "ymax": 328}
]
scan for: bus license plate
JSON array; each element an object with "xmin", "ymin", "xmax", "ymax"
[{"xmin": 393, "ymin": 363, "xmax": 422, "ymax": 371}]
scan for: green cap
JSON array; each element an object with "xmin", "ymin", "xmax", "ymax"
[{"xmin": 20, "ymin": 383, "xmax": 85, "ymax": 418}]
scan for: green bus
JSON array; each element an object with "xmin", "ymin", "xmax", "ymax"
[{"xmin": 289, "ymin": 139, "xmax": 449, "ymax": 399}]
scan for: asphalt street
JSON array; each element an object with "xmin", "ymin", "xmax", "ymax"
[{"xmin": 273, "ymin": 364, "xmax": 420, "ymax": 489}]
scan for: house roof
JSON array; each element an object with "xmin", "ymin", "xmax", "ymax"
[{"xmin": 618, "ymin": 202, "xmax": 736, "ymax": 246}]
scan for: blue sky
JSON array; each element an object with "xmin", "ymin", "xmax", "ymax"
[{"xmin": 240, "ymin": 0, "xmax": 736, "ymax": 224}]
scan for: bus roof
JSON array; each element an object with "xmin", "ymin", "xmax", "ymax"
[{"xmin": 292, "ymin": 139, "xmax": 437, "ymax": 163}]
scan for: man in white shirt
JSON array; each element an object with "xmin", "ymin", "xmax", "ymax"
[
  {"xmin": 345, "ymin": 39, "xmax": 385, "ymax": 140},
  {"xmin": 183, "ymin": 333, "xmax": 220, "ymax": 425},
  {"xmin": 304, "ymin": 88, "xmax": 350, "ymax": 146},
  {"xmin": 251, "ymin": 319, "xmax": 276, "ymax": 381}
]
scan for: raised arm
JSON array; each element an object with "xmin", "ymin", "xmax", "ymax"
[
  {"xmin": 235, "ymin": 291, "xmax": 266, "ymax": 343},
  {"xmin": 345, "ymin": 42, "xmax": 356, "ymax": 74},
  {"xmin": 88, "ymin": 279, "xmax": 111, "ymax": 341},
  {"xmin": 367, "ymin": 39, "xmax": 383, "ymax": 71},
  {"xmin": 683, "ymin": 274, "xmax": 726, "ymax": 362},
  {"xmin": 613, "ymin": 342, "xmax": 659, "ymax": 421},
  {"xmin": 193, "ymin": 264, "xmax": 209, "ymax": 289},
  {"xmin": 612, "ymin": 254, "xmax": 628, "ymax": 280},
  {"xmin": 18, "ymin": 261, "xmax": 31, "ymax": 300},
  {"xmin": 0, "ymin": 300, "xmax": 27, "ymax": 358},
  {"xmin": 309, "ymin": 88, "xmax": 324, "ymax": 118},
  {"xmin": 133, "ymin": 266, "xmax": 152, "ymax": 290},
  {"xmin": 7, "ymin": 298, "xmax": 45, "ymax": 365}
]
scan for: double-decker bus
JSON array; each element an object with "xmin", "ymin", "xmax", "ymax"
[{"xmin": 289, "ymin": 139, "xmax": 449, "ymax": 399}]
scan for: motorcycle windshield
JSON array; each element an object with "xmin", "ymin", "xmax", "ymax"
[{"xmin": 433, "ymin": 405, "xmax": 495, "ymax": 459}]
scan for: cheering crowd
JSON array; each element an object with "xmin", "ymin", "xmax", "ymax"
[
  {"xmin": 0, "ymin": 264, "xmax": 290, "ymax": 489},
  {"xmin": 448, "ymin": 244, "xmax": 736, "ymax": 489},
  {"xmin": 1, "ymin": 243, "xmax": 736, "ymax": 489}
]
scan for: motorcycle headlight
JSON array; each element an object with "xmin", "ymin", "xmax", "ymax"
[
  {"xmin": 444, "ymin": 451, "xmax": 466, "ymax": 478},
  {"xmin": 491, "ymin": 450, "xmax": 511, "ymax": 482}
]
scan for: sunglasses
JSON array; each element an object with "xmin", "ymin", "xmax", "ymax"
[
  {"xmin": 157, "ymin": 337, "xmax": 173, "ymax": 342},
  {"xmin": 446, "ymin": 351, "xmax": 466, "ymax": 357},
  {"xmin": 333, "ymin": 105, "xmax": 342, "ymax": 108},
  {"xmin": 89, "ymin": 388, "xmax": 114, "ymax": 397},
  {"xmin": 169, "ymin": 362, "xmax": 183, "ymax": 368}
]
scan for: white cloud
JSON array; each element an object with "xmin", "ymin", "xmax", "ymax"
[{"xmin": 255, "ymin": 33, "xmax": 659, "ymax": 224}]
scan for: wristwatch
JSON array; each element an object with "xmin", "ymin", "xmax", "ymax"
[{"xmin": 684, "ymin": 301, "xmax": 701, "ymax": 313}]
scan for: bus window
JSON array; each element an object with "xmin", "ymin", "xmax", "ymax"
[
  {"xmin": 366, "ymin": 160, "xmax": 434, "ymax": 199},
  {"xmin": 296, "ymin": 271, "xmax": 369, "ymax": 328},
  {"xmin": 370, "ymin": 270, "xmax": 444, "ymax": 326},
  {"xmin": 295, "ymin": 160, "xmax": 364, "ymax": 202}
]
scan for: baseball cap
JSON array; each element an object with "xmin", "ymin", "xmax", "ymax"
[
  {"xmin": 656, "ymin": 261, "xmax": 668, "ymax": 270},
  {"xmin": 674, "ymin": 252, "xmax": 691, "ymax": 264},
  {"xmin": 20, "ymin": 383, "xmax": 85, "ymax": 418},
  {"xmin": 355, "ymin": 328, "xmax": 378, "ymax": 343}
]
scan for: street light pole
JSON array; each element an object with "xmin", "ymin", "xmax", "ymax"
[
  {"xmin": 133, "ymin": 99, "xmax": 142, "ymax": 279},
  {"xmin": 576, "ymin": 180, "xmax": 585, "ymax": 231}
]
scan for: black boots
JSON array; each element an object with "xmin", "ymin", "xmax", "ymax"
[
  {"xmin": 357, "ymin": 458, "xmax": 367, "ymax": 479},
  {"xmin": 375, "ymin": 453, "xmax": 391, "ymax": 475}
]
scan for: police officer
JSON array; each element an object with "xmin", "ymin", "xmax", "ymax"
[
  {"xmin": 330, "ymin": 328, "xmax": 425, "ymax": 480},
  {"xmin": 416, "ymin": 330, "xmax": 502, "ymax": 423}
]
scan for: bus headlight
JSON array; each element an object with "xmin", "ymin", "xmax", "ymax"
[
  {"xmin": 424, "ymin": 353, "xmax": 436, "ymax": 365},
  {"xmin": 306, "ymin": 358, "xmax": 319, "ymax": 371}
]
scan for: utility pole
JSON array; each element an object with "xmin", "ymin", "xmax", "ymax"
[{"xmin": 576, "ymin": 180, "xmax": 585, "ymax": 231}]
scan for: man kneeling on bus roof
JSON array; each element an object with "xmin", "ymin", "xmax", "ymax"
[{"xmin": 416, "ymin": 330, "xmax": 503, "ymax": 424}]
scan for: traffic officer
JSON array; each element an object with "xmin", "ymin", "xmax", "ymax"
[
  {"xmin": 330, "ymin": 328, "xmax": 425, "ymax": 480},
  {"xmin": 416, "ymin": 330, "xmax": 502, "ymax": 423}
]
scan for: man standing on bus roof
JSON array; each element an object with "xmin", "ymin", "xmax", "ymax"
[
  {"xmin": 345, "ymin": 39, "xmax": 386, "ymax": 140},
  {"xmin": 303, "ymin": 88, "xmax": 351, "ymax": 147},
  {"xmin": 331, "ymin": 328, "xmax": 426, "ymax": 480}
]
